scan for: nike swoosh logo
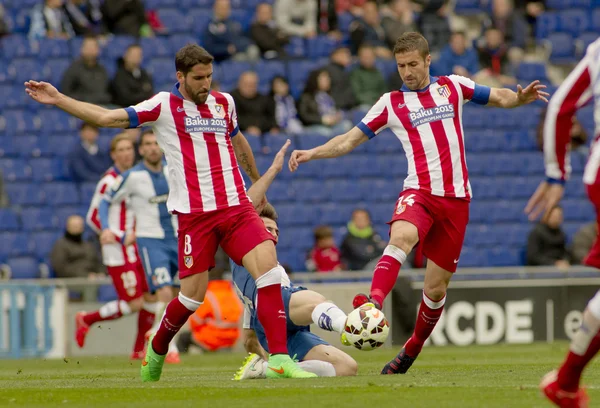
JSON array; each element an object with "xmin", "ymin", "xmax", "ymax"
[
  {"xmin": 398, "ymin": 103, "xmax": 406, "ymax": 108},
  {"xmin": 269, "ymin": 366, "xmax": 284, "ymax": 374},
  {"xmin": 453, "ymin": 259, "xmax": 459, "ymax": 263},
  {"xmin": 142, "ymin": 360, "xmax": 148, "ymax": 366}
]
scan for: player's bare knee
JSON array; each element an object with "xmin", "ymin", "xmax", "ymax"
[
  {"xmin": 423, "ymin": 282, "xmax": 447, "ymax": 301},
  {"xmin": 128, "ymin": 297, "xmax": 144, "ymax": 312},
  {"xmin": 389, "ymin": 228, "xmax": 418, "ymax": 254},
  {"xmin": 338, "ymin": 355, "xmax": 358, "ymax": 376}
]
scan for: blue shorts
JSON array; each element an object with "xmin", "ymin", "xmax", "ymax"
[
  {"xmin": 137, "ymin": 237, "xmax": 179, "ymax": 292},
  {"xmin": 254, "ymin": 286, "xmax": 329, "ymax": 360}
]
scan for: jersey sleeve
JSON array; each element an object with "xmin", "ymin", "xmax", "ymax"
[
  {"xmin": 85, "ymin": 175, "xmax": 113, "ymax": 233},
  {"xmin": 544, "ymin": 47, "xmax": 594, "ymax": 181},
  {"xmin": 99, "ymin": 172, "xmax": 132, "ymax": 237},
  {"xmin": 357, "ymin": 94, "xmax": 390, "ymax": 139},
  {"xmin": 227, "ymin": 94, "xmax": 240, "ymax": 137},
  {"xmin": 448, "ymin": 75, "xmax": 490, "ymax": 105},
  {"xmin": 124, "ymin": 93, "xmax": 163, "ymax": 128}
]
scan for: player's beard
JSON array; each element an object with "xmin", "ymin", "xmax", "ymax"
[{"xmin": 185, "ymin": 81, "xmax": 209, "ymax": 105}]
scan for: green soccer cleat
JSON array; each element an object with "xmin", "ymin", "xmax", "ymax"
[
  {"xmin": 140, "ymin": 335, "xmax": 166, "ymax": 382},
  {"xmin": 266, "ymin": 354, "xmax": 318, "ymax": 379}
]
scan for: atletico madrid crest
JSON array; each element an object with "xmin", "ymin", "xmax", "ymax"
[
  {"xmin": 214, "ymin": 104, "xmax": 225, "ymax": 118},
  {"xmin": 396, "ymin": 203, "xmax": 406, "ymax": 215},
  {"xmin": 437, "ymin": 84, "xmax": 451, "ymax": 98},
  {"xmin": 184, "ymin": 256, "xmax": 193, "ymax": 268}
]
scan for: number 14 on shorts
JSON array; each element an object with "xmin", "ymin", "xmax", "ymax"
[{"xmin": 396, "ymin": 194, "xmax": 416, "ymax": 215}]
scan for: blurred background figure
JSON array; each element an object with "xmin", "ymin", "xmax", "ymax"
[
  {"xmin": 381, "ymin": 0, "xmax": 416, "ymax": 49},
  {"xmin": 204, "ymin": 0, "xmax": 257, "ymax": 62},
  {"xmin": 275, "ymin": 0, "xmax": 317, "ymax": 39},
  {"xmin": 64, "ymin": 0, "xmax": 105, "ymax": 36},
  {"xmin": 110, "ymin": 44, "xmax": 154, "ymax": 108},
  {"xmin": 437, "ymin": 31, "xmax": 480, "ymax": 79},
  {"xmin": 526, "ymin": 206, "xmax": 571, "ymax": 269},
  {"xmin": 268, "ymin": 76, "xmax": 304, "ymax": 135},
  {"xmin": 350, "ymin": 45, "xmax": 387, "ymax": 109},
  {"xmin": 571, "ymin": 222, "xmax": 598, "ymax": 265},
  {"xmin": 474, "ymin": 28, "xmax": 517, "ymax": 88},
  {"xmin": 100, "ymin": 0, "xmax": 152, "ymax": 37},
  {"xmin": 341, "ymin": 209, "xmax": 386, "ymax": 271},
  {"xmin": 349, "ymin": 1, "xmax": 392, "ymax": 58},
  {"xmin": 67, "ymin": 123, "xmax": 111, "ymax": 183},
  {"xmin": 231, "ymin": 71, "xmax": 276, "ymax": 137},
  {"xmin": 323, "ymin": 47, "xmax": 357, "ymax": 111},
  {"xmin": 29, "ymin": 0, "xmax": 75, "ymax": 39},
  {"xmin": 251, "ymin": 2, "xmax": 289, "ymax": 59},
  {"xmin": 307, "ymin": 225, "xmax": 343, "ymax": 272}
]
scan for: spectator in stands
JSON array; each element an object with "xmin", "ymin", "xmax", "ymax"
[
  {"xmin": 298, "ymin": 69, "xmax": 353, "ymax": 137},
  {"xmin": 381, "ymin": 0, "xmax": 416, "ymax": 49},
  {"xmin": 483, "ymin": 0, "xmax": 528, "ymax": 51},
  {"xmin": 437, "ymin": 32, "xmax": 480, "ymax": 79},
  {"xmin": 29, "ymin": 0, "xmax": 75, "ymax": 39},
  {"xmin": 64, "ymin": 0, "xmax": 105, "ymax": 36},
  {"xmin": 204, "ymin": 0, "xmax": 257, "ymax": 62},
  {"xmin": 177, "ymin": 269, "xmax": 242, "ymax": 353},
  {"xmin": 50, "ymin": 215, "xmax": 105, "ymax": 279},
  {"xmin": 415, "ymin": 0, "xmax": 451, "ymax": 53},
  {"xmin": 350, "ymin": 45, "xmax": 387, "ymax": 108},
  {"xmin": 323, "ymin": 47, "xmax": 357, "ymax": 111},
  {"xmin": 275, "ymin": 0, "xmax": 317, "ymax": 39},
  {"xmin": 0, "ymin": 5, "xmax": 10, "ymax": 37},
  {"xmin": 60, "ymin": 35, "xmax": 112, "ymax": 105},
  {"xmin": 231, "ymin": 71, "xmax": 276, "ymax": 137},
  {"xmin": 67, "ymin": 123, "xmax": 112, "ymax": 182},
  {"xmin": 316, "ymin": 0, "xmax": 342, "ymax": 39},
  {"xmin": 349, "ymin": 1, "xmax": 392, "ymax": 59},
  {"xmin": 101, "ymin": 0, "xmax": 152, "ymax": 37},
  {"xmin": 0, "ymin": 170, "xmax": 8, "ymax": 208},
  {"xmin": 268, "ymin": 76, "xmax": 304, "ymax": 135},
  {"xmin": 514, "ymin": 0, "xmax": 545, "ymax": 35},
  {"xmin": 526, "ymin": 206, "xmax": 571, "ymax": 269},
  {"xmin": 536, "ymin": 108, "xmax": 588, "ymax": 155},
  {"xmin": 307, "ymin": 226, "xmax": 343, "ymax": 272},
  {"xmin": 110, "ymin": 44, "xmax": 153, "ymax": 108},
  {"xmin": 341, "ymin": 209, "xmax": 386, "ymax": 271},
  {"xmin": 571, "ymin": 222, "xmax": 597, "ymax": 265},
  {"xmin": 337, "ymin": 0, "xmax": 367, "ymax": 17},
  {"xmin": 250, "ymin": 2, "xmax": 289, "ymax": 59},
  {"xmin": 474, "ymin": 28, "xmax": 517, "ymax": 88}
]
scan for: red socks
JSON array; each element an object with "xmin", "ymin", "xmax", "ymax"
[
  {"xmin": 557, "ymin": 333, "xmax": 600, "ymax": 392},
  {"xmin": 83, "ymin": 300, "xmax": 130, "ymax": 326},
  {"xmin": 405, "ymin": 291, "xmax": 446, "ymax": 357},
  {"xmin": 256, "ymin": 267, "xmax": 288, "ymax": 355},
  {"xmin": 370, "ymin": 246, "xmax": 407, "ymax": 307},
  {"xmin": 152, "ymin": 294, "xmax": 200, "ymax": 355},
  {"xmin": 133, "ymin": 307, "xmax": 156, "ymax": 353}
]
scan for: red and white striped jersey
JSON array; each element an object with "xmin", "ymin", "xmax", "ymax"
[
  {"xmin": 86, "ymin": 166, "xmax": 136, "ymax": 266},
  {"xmin": 124, "ymin": 85, "xmax": 250, "ymax": 214},
  {"xmin": 358, "ymin": 75, "xmax": 491, "ymax": 199},
  {"xmin": 544, "ymin": 38, "xmax": 600, "ymax": 185}
]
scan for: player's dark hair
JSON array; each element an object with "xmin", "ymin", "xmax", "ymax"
[
  {"xmin": 110, "ymin": 133, "xmax": 133, "ymax": 153},
  {"xmin": 139, "ymin": 129, "xmax": 155, "ymax": 145},
  {"xmin": 260, "ymin": 203, "xmax": 278, "ymax": 222},
  {"xmin": 175, "ymin": 44, "xmax": 214, "ymax": 75},
  {"xmin": 393, "ymin": 32, "xmax": 430, "ymax": 59},
  {"xmin": 314, "ymin": 225, "xmax": 333, "ymax": 241}
]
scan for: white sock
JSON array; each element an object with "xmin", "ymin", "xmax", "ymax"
[
  {"xmin": 571, "ymin": 291, "xmax": 600, "ymax": 355},
  {"xmin": 168, "ymin": 338, "xmax": 179, "ymax": 353},
  {"xmin": 149, "ymin": 302, "xmax": 167, "ymax": 333},
  {"xmin": 298, "ymin": 360, "xmax": 336, "ymax": 377},
  {"xmin": 142, "ymin": 301, "xmax": 159, "ymax": 314},
  {"xmin": 311, "ymin": 302, "xmax": 347, "ymax": 334},
  {"xmin": 99, "ymin": 300, "xmax": 131, "ymax": 318}
]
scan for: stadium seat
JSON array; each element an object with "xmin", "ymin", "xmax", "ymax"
[
  {"xmin": 13, "ymin": 135, "xmax": 42, "ymax": 157},
  {"xmin": 6, "ymin": 256, "xmax": 40, "ymax": 279},
  {"xmin": 38, "ymin": 108, "xmax": 80, "ymax": 133},
  {"xmin": 1, "ymin": 110, "xmax": 41, "ymax": 135},
  {"xmin": 593, "ymin": 9, "xmax": 600, "ymax": 32},
  {"xmin": 147, "ymin": 58, "xmax": 176, "ymax": 85},
  {"xmin": 30, "ymin": 158, "xmax": 69, "ymax": 182},
  {"xmin": 306, "ymin": 35, "xmax": 340, "ymax": 58},
  {"xmin": 42, "ymin": 183, "xmax": 80, "ymax": 206},
  {"xmin": 0, "ymin": 209, "xmax": 20, "ymax": 230},
  {"xmin": 38, "ymin": 38, "xmax": 71, "ymax": 59},
  {"xmin": 20, "ymin": 207, "xmax": 60, "ymax": 231},
  {"xmin": 454, "ymin": 0, "xmax": 483, "ymax": 15},
  {"xmin": 1, "ymin": 35, "xmax": 39, "ymax": 59},
  {"xmin": 536, "ymin": 12, "xmax": 560, "ymax": 39},
  {"xmin": 284, "ymin": 36, "xmax": 307, "ymax": 58},
  {"xmin": 254, "ymin": 60, "xmax": 286, "ymax": 88},
  {"xmin": 516, "ymin": 62, "xmax": 548, "ymax": 83},
  {"xmin": 548, "ymin": 33, "xmax": 577, "ymax": 63},
  {"xmin": 559, "ymin": 9, "xmax": 590, "ymax": 37},
  {"xmin": 0, "ymin": 137, "xmax": 19, "ymax": 158},
  {"xmin": 187, "ymin": 9, "xmax": 213, "ymax": 35},
  {"xmin": 54, "ymin": 205, "xmax": 87, "ymax": 228},
  {"xmin": 0, "ymin": 158, "xmax": 32, "ymax": 181},
  {"xmin": 0, "ymin": 84, "xmax": 31, "ymax": 110},
  {"xmin": 0, "ymin": 232, "xmax": 33, "ymax": 257},
  {"xmin": 31, "ymin": 231, "xmax": 61, "ymax": 260},
  {"xmin": 79, "ymin": 182, "xmax": 98, "ymax": 205},
  {"xmin": 97, "ymin": 285, "xmax": 118, "ymax": 302},
  {"xmin": 102, "ymin": 36, "xmax": 138, "ymax": 60},
  {"xmin": 157, "ymin": 9, "xmax": 192, "ymax": 34},
  {"xmin": 4, "ymin": 183, "xmax": 43, "ymax": 206}
]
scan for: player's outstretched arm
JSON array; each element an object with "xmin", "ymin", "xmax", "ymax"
[
  {"xmin": 24, "ymin": 80, "xmax": 130, "ymax": 128},
  {"xmin": 232, "ymin": 131, "xmax": 261, "ymax": 183},
  {"xmin": 288, "ymin": 127, "xmax": 368, "ymax": 172},
  {"xmin": 247, "ymin": 139, "xmax": 290, "ymax": 209},
  {"xmin": 487, "ymin": 80, "xmax": 550, "ymax": 108}
]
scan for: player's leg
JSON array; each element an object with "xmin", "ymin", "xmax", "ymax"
[
  {"xmin": 303, "ymin": 344, "xmax": 358, "ymax": 376},
  {"xmin": 141, "ymin": 213, "xmax": 215, "ymax": 382},
  {"xmin": 354, "ymin": 191, "xmax": 433, "ymax": 309},
  {"xmin": 222, "ymin": 204, "xmax": 316, "ymax": 379},
  {"xmin": 75, "ymin": 263, "xmax": 147, "ymax": 348},
  {"xmin": 287, "ymin": 289, "xmax": 348, "ymax": 344}
]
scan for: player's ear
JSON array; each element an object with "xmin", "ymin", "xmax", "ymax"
[
  {"xmin": 425, "ymin": 54, "xmax": 431, "ymax": 68},
  {"xmin": 176, "ymin": 71, "xmax": 185, "ymax": 82}
]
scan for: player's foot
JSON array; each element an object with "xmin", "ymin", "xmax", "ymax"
[
  {"xmin": 352, "ymin": 293, "xmax": 381, "ymax": 310},
  {"xmin": 165, "ymin": 351, "xmax": 181, "ymax": 364},
  {"xmin": 266, "ymin": 354, "xmax": 317, "ymax": 379},
  {"xmin": 540, "ymin": 370, "xmax": 589, "ymax": 408},
  {"xmin": 233, "ymin": 353, "xmax": 266, "ymax": 380},
  {"xmin": 130, "ymin": 351, "xmax": 145, "ymax": 360},
  {"xmin": 381, "ymin": 348, "xmax": 417, "ymax": 375},
  {"xmin": 75, "ymin": 312, "xmax": 89, "ymax": 348},
  {"xmin": 140, "ymin": 335, "xmax": 166, "ymax": 382}
]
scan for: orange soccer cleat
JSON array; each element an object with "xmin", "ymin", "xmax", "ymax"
[
  {"xmin": 165, "ymin": 351, "xmax": 181, "ymax": 364},
  {"xmin": 75, "ymin": 312, "xmax": 90, "ymax": 348},
  {"xmin": 540, "ymin": 370, "xmax": 589, "ymax": 408},
  {"xmin": 130, "ymin": 350, "xmax": 145, "ymax": 360}
]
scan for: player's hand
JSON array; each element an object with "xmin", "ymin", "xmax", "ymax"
[
  {"xmin": 100, "ymin": 229, "xmax": 117, "ymax": 245},
  {"xmin": 123, "ymin": 232, "xmax": 136, "ymax": 247},
  {"xmin": 269, "ymin": 139, "xmax": 291, "ymax": 174},
  {"xmin": 524, "ymin": 180, "xmax": 565, "ymax": 222},
  {"xmin": 288, "ymin": 149, "xmax": 314, "ymax": 172},
  {"xmin": 517, "ymin": 80, "xmax": 550, "ymax": 105},
  {"xmin": 24, "ymin": 81, "xmax": 61, "ymax": 105}
]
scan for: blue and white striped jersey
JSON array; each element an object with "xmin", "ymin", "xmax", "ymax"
[{"xmin": 99, "ymin": 162, "xmax": 178, "ymax": 240}]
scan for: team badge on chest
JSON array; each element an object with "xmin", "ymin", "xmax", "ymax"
[
  {"xmin": 214, "ymin": 104, "xmax": 226, "ymax": 119},
  {"xmin": 437, "ymin": 84, "xmax": 451, "ymax": 98}
]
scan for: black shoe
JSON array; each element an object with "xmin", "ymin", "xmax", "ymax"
[{"xmin": 381, "ymin": 348, "xmax": 416, "ymax": 375}]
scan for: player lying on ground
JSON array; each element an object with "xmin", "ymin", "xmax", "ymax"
[
  {"xmin": 25, "ymin": 43, "xmax": 315, "ymax": 381},
  {"xmin": 100, "ymin": 130, "xmax": 181, "ymax": 363},
  {"xmin": 232, "ymin": 141, "xmax": 357, "ymax": 379},
  {"xmin": 525, "ymin": 38, "xmax": 600, "ymax": 408},
  {"xmin": 80, "ymin": 133, "xmax": 157, "ymax": 360},
  {"xmin": 288, "ymin": 32, "xmax": 549, "ymax": 375}
]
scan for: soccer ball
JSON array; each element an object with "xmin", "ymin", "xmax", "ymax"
[{"xmin": 344, "ymin": 304, "xmax": 389, "ymax": 351}]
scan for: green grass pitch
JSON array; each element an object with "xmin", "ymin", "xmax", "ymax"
[{"xmin": 1, "ymin": 343, "xmax": 598, "ymax": 407}]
